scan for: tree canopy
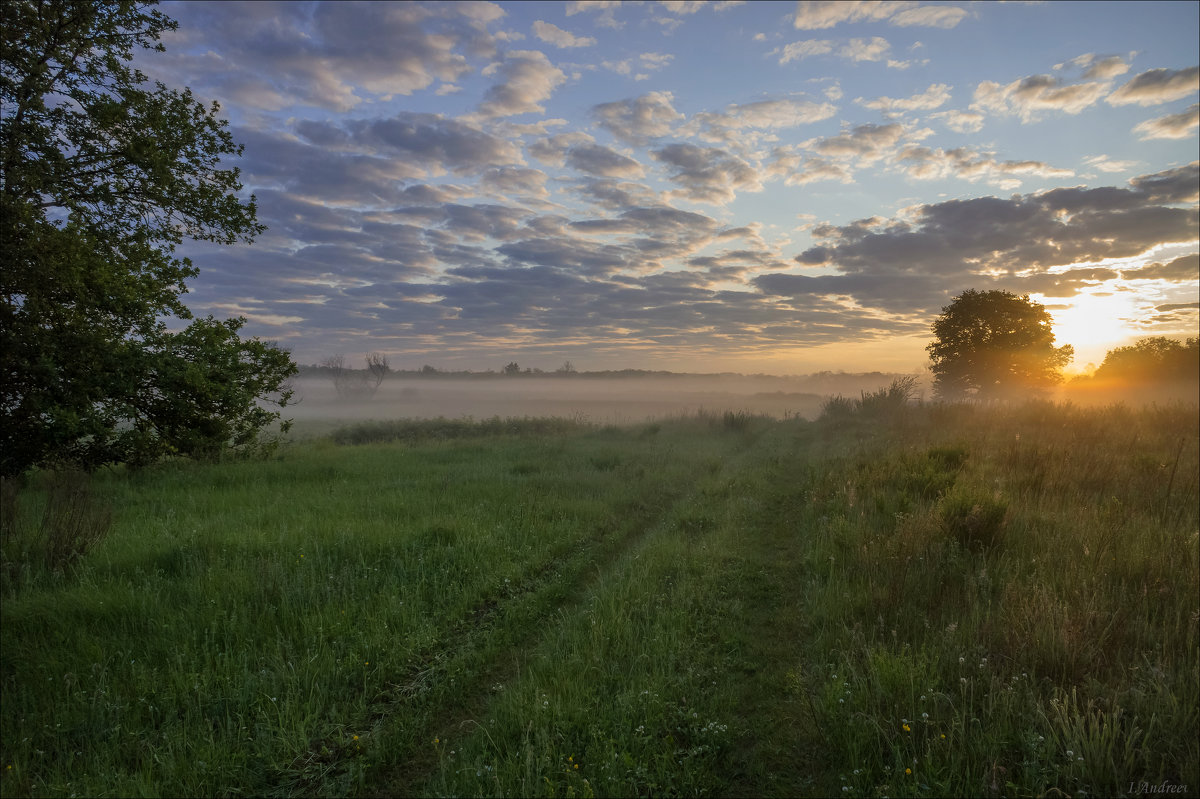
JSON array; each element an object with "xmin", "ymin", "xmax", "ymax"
[
  {"xmin": 927, "ymin": 289, "xmax": 1074, "ymax": 400},
  {"xmin": 1089, "ymin": 337, "xmax": 1199, "ymax": 385},
  {"xmin": 1, "ymin": 0, "xmax": 295, "ymax": 477}
]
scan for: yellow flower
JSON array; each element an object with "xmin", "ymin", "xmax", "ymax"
[
  {"xmin": 433, "ymin": 737, "xmax": 440, "ymax": 745},
  {"xmin": 353, "ymin": 735, "xmax": 359, "ymax": 741},
  {"xmin": 902, "ymin": 723, "xmax": 911, "ymax": 732},
  {"xmin": 940, "ymin": 734, "xmax": 946, "ymax": 740},
  {"xmin": 906, "ymin": 768, "xmax": 912, "ymax": 775}
]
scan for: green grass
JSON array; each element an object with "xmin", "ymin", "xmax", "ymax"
[{"xmin": 1, "ymin": 404, "xmax": 1196, "ymax": 797}]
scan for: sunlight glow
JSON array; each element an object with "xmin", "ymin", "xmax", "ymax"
[{"xmin": 1045, "ymin": 291, "xmax": 1141, "ymax": 368}]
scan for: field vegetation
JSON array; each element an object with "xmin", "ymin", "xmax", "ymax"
[{"xmin": 2, "ymin": 392, "xmax": 1197, "ymax": 798}]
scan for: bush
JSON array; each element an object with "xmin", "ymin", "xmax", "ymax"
[
  {"xmin": 819, "ymin": 377, "xmax": 920, "ymax": 423},
  {"xmin": 938, "ymin": 485, "xmax": 1008, "ymax": 550},
  {"xmin": 1, "ymin": 470, "xmax": 113, "ymax": 582}
]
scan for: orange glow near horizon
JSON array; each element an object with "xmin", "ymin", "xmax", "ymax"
[{"xmin": 1044, "ymin": 291, "xmax": 1143, "ymax": 371}]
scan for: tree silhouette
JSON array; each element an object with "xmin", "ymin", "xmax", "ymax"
[
  {"xmin": 927, "ymin": 289, "xmax": 1073, "ymax": 400},
  {"xmin": 1090, "ymin": 337, "xmax": 1199, "ymax": 385}
]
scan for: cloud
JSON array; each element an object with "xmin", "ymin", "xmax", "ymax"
[
  {"xmin": 811, "ymin": 123, "xmax": 907, "ymax": 162},
  {"xmin": 1124, "ymin": 254, "xmax": 1199, "ymax": 281},
  {"xmin": 652, "ymin": 143, "xmax": 764, "ymax": 204},
  {"xmin": 592, "ymin": 91, "xmax": 684, "ymax": 144},
  {"xmin": 565, "ymin": 143, "xmax": 647, "ymax": 178},
  {"xmin": 148, "ymin": 2, "xmax": 502, "ymax": 112},
  {"xmin": 793, "ymin": 1, "xmax": 966, "ymax": 30},
  {"xmin": 773, "ymin": 36, "xmax": 902, "ymax": 68},
  {"xmin": 1082, "ymin": 155, "xmax": 1140, "ymax": 174},
  {"xmin": 898, "ymin": 145, "xmax": 1074, "ymax": 188},
  {"xmin": 532, "ymin": 20, "xmax": 597, "ymax": 48},
  {"xmin": 1128, "ymin": 161, "xmax": 1200, "ymax": 204},
  {"xmin": 685, "ymin": 97, "xmax": 839, "ymax": 143},
  {"xmin": 477, "ymin": 50, "xmax": 568, "ymax": 117},
  {"xmin": 889, "ymin": 5, "xmax": 967, "ymax": 28},
  {"xmin": 928, "ymin": 109, "xmax": 985, "ymax": 133},
  {"xmin": 791, "ymin": 167, "xmax": 1200, "ymax": 288},
  {"xmin": 777, "ymin": 39, "xmax": 835, "ymax": 64},
  {"xmin": 479, "ymin": 166, "xmax": 550, "ymax": 197},
  {"xmin": 841, "ymin": 37, "xmax": 892, "ymax": 63},
  {"xmin": 1107, "ymin": 66, "xmax": 1200, "ymax": 106},
  {"xmin": 1058, "ymin": 53, "xmax": 1132, "ymax": 81},
  {"xmin": 571, "ymin": 178, "xmax": 662, "ymax": 211},
  {"xmin": 856, "ymin": 83, "xmax": 952, "ymax": 113},
  {"xmin": 1133, "ymin": 103, "xmax": 1200, "ymax": 140},
  {"xmin": 528, "ymin": 131, "xmax": 597, "ymax": 166},
  {"xmin": 973, "ymin": 73, "xmax": 1112, "ymax": 121},
  {"xmin": 295, "ymin": 112, "xmax": 522, "ymax": 177},
  {"xmin": 658, "ymin": 0, "xmax": 707, "ymax": 13},
  {"xmin": 601, "ymin": 51, "xmax": 674, "ymax": 80},
  {"xmin": 793, "ymin": 1, "xmax": 910, "ymax": 29}
]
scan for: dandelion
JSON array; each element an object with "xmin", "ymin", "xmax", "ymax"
[
  {"xmin": 353, "ymin": 735, "xmax": 359, "ymax": 741},
  {"xmin": 902, "ymin": 723, "xmax": 911, "ymax": 732},
  {"xmin": 940, "ymin": 734, "xmax": 946, "ymax": 740},
  {"xmin": 906, "ymin": 768, "xmax": 912, "ymax": 775},
  {"xmin": 433, "ymin": 737, "xmax": 440, "ymax": 746}
]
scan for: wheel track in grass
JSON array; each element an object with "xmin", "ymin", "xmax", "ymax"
[
  {"xmin": 270, "ymin": 429, "xmax": 732, "ymax": 797},
  {"xmin": 271, "ymin": 423, "xmax": 830, "ymax": 798}
]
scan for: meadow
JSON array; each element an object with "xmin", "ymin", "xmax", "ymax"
[{"xmin": 1, "ymin": 391, "xmax": 1197, "ymax": 798}]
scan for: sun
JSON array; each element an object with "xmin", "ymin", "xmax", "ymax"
[{"xmin": 1044, "ymin": 291, "xmax": 1140, "ymax": 369}]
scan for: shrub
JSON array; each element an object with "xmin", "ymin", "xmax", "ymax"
[
  {"xmin": 1, "ymin": 470, "xmax": 113, "ymax": 581},
  {"xmin": 938, "ymin": 486, "xmax": 1008, "ymax": 550}
]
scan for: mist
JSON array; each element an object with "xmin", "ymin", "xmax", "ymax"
[{"xmin": 282, "ymin": 372, "xmax": 926, "ymax": 429}]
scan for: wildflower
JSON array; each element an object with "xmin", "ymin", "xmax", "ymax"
[
  {"xmin": 906, "ymin": 768, "xmax": 912, "ymax": 775},
  {"xmin": 902, "ymin": 723, "xmax": 911, "ymax": 732},
  {"xmin": 353, "ymin": 735, "xmax": 359, "ymax": 741},
  {"xmin": 433, "ymin": 737, "xmax": 440, "ymax": 745},
  {"xmin": 940, "ymin": 734, "xmax": 946, "ymax": 740},
  {"xmin": 921, "ymin": 712, "xmax": 929, "ymax": 720}
]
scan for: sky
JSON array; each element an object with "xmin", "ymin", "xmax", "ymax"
[{"xmin": 141, "ymin": 0, "xmax": 1199, "ymax": 374}]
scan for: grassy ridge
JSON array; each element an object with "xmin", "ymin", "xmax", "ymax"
[{"xmin": 1, "ymin": 404, "xmax": 1197, "ymax": 797}]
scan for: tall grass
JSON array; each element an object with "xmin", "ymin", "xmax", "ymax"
[
  {"xmin": 1, "ymin": 403, "xmax": 1196, "ymax": 797},
  {"xmin": 794, "ymin": 399, "xmax": 1199, "ymax": 797}
]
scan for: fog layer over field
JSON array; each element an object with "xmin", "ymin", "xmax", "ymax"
[{"xmin": 284, "ymin": 373, "xmax": 920, "ymax": 426}]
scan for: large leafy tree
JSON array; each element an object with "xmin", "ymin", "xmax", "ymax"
[
  {"xmin": 1, "ymin": 0, "xmax": 295, "ymax": 477},
  {"xmin": 927, "ymin": 289, "xmax": 1074, "ymax": 400}
]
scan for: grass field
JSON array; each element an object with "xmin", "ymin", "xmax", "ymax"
[{"xmin": 2, "ymin": 397, "xmax": 1197, "ymax": 798}]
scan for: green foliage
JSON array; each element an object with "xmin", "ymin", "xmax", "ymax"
[
  {"xmin": 927, "ymin": 289, "xmax": 1073, "ymax": 400},
  {"xmin": 937, "ymin": 485, "xmax": 1009, "ymax": 551},
  {"xmin": 1089, "ymin": 336, "xmax": 1200, "ymax": 385},
  {"xmin": 0, "ymin": 0, "xmax": 295, "ymax": 476},
  {"xmin": 1, "ymin": 471, "xmax": 113, "ymax": 580}
]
